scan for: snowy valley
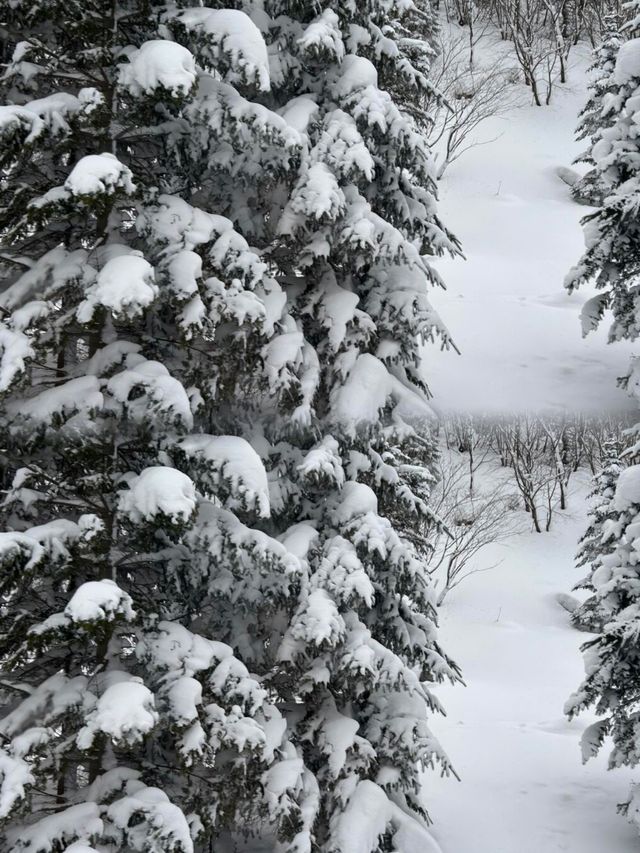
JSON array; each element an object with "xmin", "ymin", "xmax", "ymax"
[
  {"xmin": 420, "ymin": 17, "xmax": 640, "ymax": 852},
  {"xmin": 427, "ymin": 438, "xmax": 638, "ymax": 853}
]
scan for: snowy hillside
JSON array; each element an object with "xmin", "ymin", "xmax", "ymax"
[
  {"xmin": 428, "ymin": 35, "xmax": 635, "ymax": 414},
  {"xmin": 427, "ymin": 467, "xmax": 638, "ymax": 853},
  {"xmin": 419, "ymin": 23, "xmax": 640, "ymax": 853}
]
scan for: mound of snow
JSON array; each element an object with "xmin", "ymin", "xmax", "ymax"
[
  {"xmin": 279, "ymin": 522, "xmax": 319, "ymax": 561},
  {"xmin": 16, "ymin": 375, "xmax": 104, "ymax": 422},
  {"xmin": 65, "ymin": 580, "xmax": 135, "ymax": 624},
  {"xmin": 106, "ymin": 784, "xmax": 193, "ymax": 852},
  {"xmin": 0, "ymin": 104, "xmax": 45, "ymax": 143},
  {"xmin": 78, "ymin": 253, "xmax": 157, "ymax": 321},
  {"xmin": 330, "ymin": 780, "xmax": 444, "ymax": 853},
  {"xmin": 176, "ymin": 8, "xmax": 270, "ymax": 91},
  {"xmin": 333, "ymin": 481, "xmax": 378, "ymax": 524},
  {"xmin": 333, "ymin": 55, "xmax": 378, "ymax": 98},
  {"xmin": 179, "ymin": 434, "xmax": 270, "ymax": 516},
  {"xmin": 24, "ymin": 92, "xmax": 81, "ymax": 125},
  {"xmin": 556, "ymin": 166, "xmax": 580, "ymax": 187},
  {"xmin": 297, "ymin": 9, "xmax": 345, "ymax": 62},
  {"xmin": 331, "ymin": 354, "xmax": 392, "ymax": 429},
  {"xmin": 555, "ymin": 592, "xmax": 580, "ymax": 613},
  {"xmin": 615, "ymin": 39, "xmax": 640, "ymax": 85},
  {"xmin": 118, "ymin": 467, "xmax": 197, "ymax": 524},
  {"xmin": 292, "ymin": 588, "xmax": 345, "ymax": 646},
  {"xmin": 279, "ymin": 96, "xmax": 319, "ymax": 134},
  {"xmin": 6, "ymin": 803, "xmax": 102, "ymax": 853},
  {"xmin": 65, "ymin": 152, "xmax": 135, "ymax": 196},
  {"xmin": 78, "ymin": 676, "xmax": 158, "ymax": 747},
  {"xmin": 0, "ymin": 327, "xmax": 34, "ymax": 393},
  {"xmin": 614, "ymin": 465, "xmax": 640, "ymax": 511},
  {"xmin": 107, "ymin": 357, "xmax": 193, "ymax": 428},
  {"xmin": 294, "ymin": 162, "xmax": 346, "ymax": 221},
  {"xmin": 119, "ymin": 40, "xmax": 197, "ymax": 97},
  {"xmin": 0, "ymin": 751, "xmax": 33, "ymax": 819}
]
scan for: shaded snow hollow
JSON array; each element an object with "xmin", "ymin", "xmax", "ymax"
[{"xmin": 426, "ymin": 471, "xmax": 637, "ymax": 853}]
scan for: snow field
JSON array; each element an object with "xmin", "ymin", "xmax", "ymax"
[
  {"xmin": 428, "ymin": 34, "xmax": 635, "ymax": 415},
  {"xmin": 426, "ymin": 471, "xmax": 637, "ymax": 853}
]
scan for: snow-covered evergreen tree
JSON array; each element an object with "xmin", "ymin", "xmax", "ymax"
[
  {"xmin": 571, "ymin": 440, "xmax": 625, "ymax": 631},
  {"xmin": 0, "ymin": 1, "xmax": 461, "ymax": 851},
  {"xmin": 565, "ymin": 24, "xmax": 640, "ymax": 338},
  {"xmin": 565, "ymin": 9, "xmax": 640, "ymax": 834},
  {"xmin": 565, "ymin": 464, "xmax": 640, "ymax": 784},
  {"xmin": 0, "ymin": 2, "xmax": 308, "ymax": 850},
  {"xmin": 572, "ymin": 16, "xmax": 623, "ymax": 205},
  {"xmin": 576, "ymin": 440, "xmax": 625, "ymax": 577},
  {"xmin": 225, "ymin": 2, "xmax": 462, "ymax": 848}
]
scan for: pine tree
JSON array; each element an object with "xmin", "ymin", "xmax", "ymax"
[
  {"xmin": 565, "ymin": 10, "xmax": 640, "ymax": 835},
  {"xmin": 0, "ymin": 2, "xmax": 308, "ymax": 850},
  {"xmin": 571, "ymin": 439, "xmax": 625, "ymax": 631},
  {"xmin": 0, "ymin": 1, "xmax": 461, "ymax": 851},
  {"xmin": 565, "ymin": 22, "xmax": 640, "ymax": 339},
  {"xmin": 572, "ymin": 15, "xmax": 623, "ymax": 205},
  {"xmin": 565, "ymin": 465, "xmax": 640, "ymax": 788},
  {"xmin": 243, "ymin": 3, "xmax": 463, "ymax": 848}
]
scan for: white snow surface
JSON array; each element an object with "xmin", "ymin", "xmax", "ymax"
[
  {"xmin": 427, "ymin": 36, "xmax": 635, "ymax": 414},
  {"xmin": 179, "ymin": 433, "xmax": 270, "ymax": 516},
  {"xmin": 65, "ymin": 580, "xmax": 135, "ymax": 624},
  {"xmin": 78, "ymin": 252, "xmax": 157, "ymax": 321},
  {"xmin": 614, "ymin": 39, "xmax": 640, "ymax": 85},
  {"xmin": 176, "ymin": 8, "xmax": 270, "ymax": 91},
  {"xmin": 614, "ymin": 464, "xmax": 640, "ymax": 511},
  {"xmin": 118, "ymin": 467, "xmax": 197, "ymax": 524},
  {"xmin": 426, "ymin": 468, "xmax": 638, "ymax": 853},
  {"xmin": 64, "ymin": 152, "xmax": 135, "ymax": 197},
  {"xmin": 118, "ymin": 40, "xmax": 197, "ymax": 97}
]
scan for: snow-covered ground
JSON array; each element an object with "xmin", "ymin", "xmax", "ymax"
[
  {"xmin": 419, "ymin": 27, "xmax": 640, "ymax": 852},
  {"xmin": 426, "ymin": 470, "xmax": 638, "ymax": 853},
  {"xmin": 428, "ymin": 36, "xmax": 635, "ymax": 414}
]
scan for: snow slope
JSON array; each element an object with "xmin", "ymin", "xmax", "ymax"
[
  {"xmin": 426, "ymin": 471, "xmax": 638, "ymax": 853},
  {"xmin": 428, "ymin": 39, "xmax": 635, "ymax": 414}
]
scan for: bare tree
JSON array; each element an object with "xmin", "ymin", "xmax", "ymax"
[
  {"xmin": 494, "ymin": 416, "xmax": 561, "ymax": 531},
  {"xmin": 498, "ymin": 0, "xmax": 562, "ymax": 104},
  {"xmin": 428, "ymin": 31, "xmax": 516, "ymax": 176},
  {"xmin": 444, "ymin": 0, "xmax": 496, "ymax": 66},
  {"xmin": 436, "ymin": 411, "xmax": 635, "ymax": 544},
  {"xmin": 442, "ymin": 412, "xmax": 494, "ymax": 494},
  {"xmin": 426, "ymin": 453, "xmax": 522, "ymax": 604}
]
